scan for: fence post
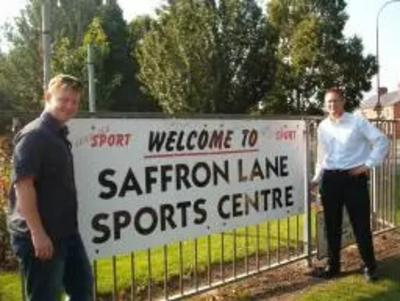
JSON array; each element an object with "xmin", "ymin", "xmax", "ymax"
[{"xmin": 304, "ymin": 120, "xmax": 313, "ymax": 267}]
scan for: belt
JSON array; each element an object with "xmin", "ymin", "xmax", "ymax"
[{"xmin": 324, "ymin": 169, "xmax": 352, "ymax": 174}]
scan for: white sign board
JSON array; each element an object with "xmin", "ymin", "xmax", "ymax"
[{"xmin": 68, "ymin": 118, "xmax": 306, "ymax": 259}]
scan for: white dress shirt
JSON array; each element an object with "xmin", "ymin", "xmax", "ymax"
[{"xmin": 312, "ymin": 112, "xmax": 389, "ymax": 183}]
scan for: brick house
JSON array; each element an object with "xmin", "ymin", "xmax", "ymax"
[{"xmin": 360, "ymin": 87, "xmax": 400, "ymax": 137}]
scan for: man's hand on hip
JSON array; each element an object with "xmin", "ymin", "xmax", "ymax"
[{"xmin": 349, "ymin": 165, "xmax": 369, "ymax": 176}]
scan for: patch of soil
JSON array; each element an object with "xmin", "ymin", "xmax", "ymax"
[{"xmin": 189, "ymin": 229, "xmax": 400, "ymax": 301}]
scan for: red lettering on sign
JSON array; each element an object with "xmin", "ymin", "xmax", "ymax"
[
  {"xmin": 91, "ymin": 133, "xmax": 132, "ymax": 147},
  {"xmin": 275, "ymin": 130, "xmax": 296, "ymax": 141}
]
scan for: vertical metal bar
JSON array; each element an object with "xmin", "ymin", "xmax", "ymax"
[
  {"xmin": 87, "ymin": 44, "xmax": 96, "ymax": 113},
  {"xmin": 388, "ymin": 121, "xmax": 396, "ymax": 227},
  {"xmin": 130, "ymin": 253, "xmax": 135, "ymax": 301},
  {"xmin": 383, "ymin": 120, "xmax": 388, "ymax": 228},
  {"xmin": 245, "ymin": 227, "xmax": 249, "ymax": 274},
  {"xmin": 374, "ymin": 166, "xmax": 380, "ymax": 231},
  {"xmin": 296, "ymin": 215, "xmax": 300, "ymax": 256},
  {"xmin": 93, "ymin": 260, "xmax": 98, "ymax": 301},
  {"xmin": 233, "ymin": 229, "xmax": 237, "ymax": 278},
  {"xmin": 266, "ymin": 221, "xmax": 271, "ymax": 265},
  {"xmin": 372, "ymin": 120, "xmax": 380, "ymax": 231},
  {"xmin": 207, "ymin": 235, "xmax": 212, "ymax": 286},
  {"xmin": 179, "ymin": 241, "xmax": 184, "ymax": 295},
  {"xmin": 112, "ymin": 256, "xmax": 117, "ymax": 301},
  {"xmin": 256, "ymin": 225, "xmax": 260, "ymax": 271},
  {"xmin": 147, "ymin": 249, "xmax": 152, "ymax": 301},
  {"xmin": 287, "ymin": 217, "xmax": 291, "ymax": 260},
  {"xmin": 372, "ymin": 168, "xmax": 377, "ymax": 230},
  {"xmin": 370, "ymin": 162, "xmax": 377, "ymax": 231},
  {"xmin": 277, "ymin": 219, "xmax": 281, "ymax": 263},
  {"xmin": 394, "ymin": 120, "xmax": 398, "ymax": 227},
  {"xmin": 220, "ymin": 232, "xmax": 225, "ymax": 282},
  {"xmin": 20, "ymin": 264, "xmax": 26, "ymax": 301},
  {"xmin": 304, "ymin": 120, "xmax": 313, "ymax": 267},
  {"xmin": 391, "ymin": 121, "xmax": 395, "ymax": 226},
  {"xmin": 390, "ymin": 121, "xmax": 395, "ymax": 226},
  {"xmin": 388, "ymin": 122, "xmax": 393, "ymax": 226},
  {"xmin": 381, "ymin": 122, "xmax": 386, "ymax": 229},
  {"xmin": 382, "ymin": 122, "xmax": 387, "ymax": 229},
  {"xmin": 383, "ymin": 122, "xmax": 389, "ymax": 229},
  {"xmin": 163, "ymin": 245, "xmax": 168, "ymax": 300},
  {"xmin": 194, "ymin": 239, "xmax": 199, "ymax": 291},
  {"xmin": 41, "ymin": 0, "xmax": 51, "ymax": 91}
]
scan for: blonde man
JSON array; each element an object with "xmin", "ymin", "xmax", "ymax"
[{"xmin": 9, "ymin": 74, "xmax": 93, "ymax": 301}]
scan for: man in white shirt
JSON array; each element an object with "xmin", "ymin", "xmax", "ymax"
[{"xmin": 312, "ymin": 87, "xmax": 388, "ymax": 281}]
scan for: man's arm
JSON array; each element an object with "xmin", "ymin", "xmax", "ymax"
[
  {"xmin": 14, "ymin": 176, "xmax": 53, "ymax": 260},
  {"xmin": 360, "ymin": 117, "xmax": 388, "ymax": 167},
  {"xmin": 311, "ymin": 125, "xmax": 324, "ymax": 189},
  {"xmin": 350, "ymin": 117, "xmax": 389, "ymax": 176}
]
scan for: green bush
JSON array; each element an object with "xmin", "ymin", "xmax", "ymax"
[{"xmin": 0, "ymin": 136, "xmax": 18, "ymax": 271}]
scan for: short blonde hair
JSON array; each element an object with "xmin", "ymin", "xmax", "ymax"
[{"xmin": 47, "ymin": 74, "xmax": 84, "ymax": 94}]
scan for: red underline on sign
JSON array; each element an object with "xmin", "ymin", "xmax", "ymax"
[{"xmin": 144, "ymin": 149, "xmax": 259, "ymax": 159}]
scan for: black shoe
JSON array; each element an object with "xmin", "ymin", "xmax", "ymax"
[
  {"xmin": 363, "ymin": 267, "xmax": 378, "ymax": 282},
  {"xmin": 311, "ymin": 265, "xmax": 340, "ymax": 279}
]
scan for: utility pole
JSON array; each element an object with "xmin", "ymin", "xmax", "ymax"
[
  {"xmin": 87, "ymin": 44, "xmax": 96, "ymax": 113},
  {"xmin": 42, "ymin": 0, "xmax": 51, "ymax": 92}
]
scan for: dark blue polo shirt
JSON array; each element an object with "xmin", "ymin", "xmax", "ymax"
[{"xmin": 8, "ymin": 112, "xmax": 78, "ymax": 239}]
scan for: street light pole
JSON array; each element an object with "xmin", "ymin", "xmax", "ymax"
[{"xmin": 375, "ymin": 0, "xmax": 400, "ymax": 119}]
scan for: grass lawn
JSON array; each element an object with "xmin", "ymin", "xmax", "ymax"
[
  {"xmin": 94, "ymin": 214, "xmax": 310, "ymax": 294},
  {"xmin": 298, "ymin": 256, "xmax": 400, "ymax": 301},
  {"xmin": 0, "ymin": 272, "xmax": 21, "ymax": 301}
]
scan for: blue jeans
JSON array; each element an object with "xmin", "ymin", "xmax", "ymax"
[{"xmin": 12, "ymin": 233, "xmax": 93, "ymax": 301}]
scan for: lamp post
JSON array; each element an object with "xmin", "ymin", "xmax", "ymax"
[{"xmin": 376, "ymin": 0, "xmax": 400, "ymax": 119}]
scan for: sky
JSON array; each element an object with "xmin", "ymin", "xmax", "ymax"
[{"xmin": 0, "ymin": 0, "xmax": 399, "ymax": 99}]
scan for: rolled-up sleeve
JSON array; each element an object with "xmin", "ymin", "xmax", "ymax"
[
  {"xmin": 358, "ymin": 118, "xmax": 389, "ymax": 168},
  {"xmin": 13, "ymin": 131, "xmax": 44, "ymax": 182}
]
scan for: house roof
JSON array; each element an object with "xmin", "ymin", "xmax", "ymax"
[{"xmin": 361, "ymin": 91, "xmax": 400, "ymax": 109}]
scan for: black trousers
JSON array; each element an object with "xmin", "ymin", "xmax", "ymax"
[{"xmin": 320, "ymin": 171, "xmax": 376, "ymax": 270}]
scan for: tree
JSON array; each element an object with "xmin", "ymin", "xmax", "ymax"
[
  {"xmin": 52, "ymin": 0, "xmax": 159, "ymax": 112},
  {"xmin": 137, "ymin": 0, "xmax": 276, "ymax": 114},
  {"xmin": 266, "ymin": 0, "xmax": 376, "ymax": 113},
  {"xmin": 96, "ymin": 0, "xmax": 159, "ymax": 112},
  {"xmin": 0, "ymin": 0, "xmax": 102, "ymax": 110},
  {"xmin": 51, "ymin": 17, "xmax": 111, "ymax": 110},
  {"xmin": 127, "ymin": 16, "xmax": 161, "ymax": 112}
]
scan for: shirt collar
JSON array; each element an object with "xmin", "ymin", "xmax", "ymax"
[
  {"xmin": 328, "ymin": 112, "xmax": 348, "ymax": 124},
  {"xmin": 40, "ymin": 112, "xmax": 69, "ymax": 137}
]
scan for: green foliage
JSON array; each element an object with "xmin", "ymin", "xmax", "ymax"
[
  {"xmin": 0, "ymin": 0, "xmax": 155, "ymax": 112},
  {"xmin": 0, "ymin": 0, "xmax": 378, "ymax": 115},
  {"xmin": 0, "ymin": 134, "xmax": 17, "ymax": 271},
  {"xmin": 265, "ymin": 0, "xmax": 377, "ymax": 113},
  {"xmin": 95, "ymin": 0, "xmax": 156, "ymax": 111},
  {"xmin": 137, "ymin": 0, "xmax": 276, "ymax": 114}
]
